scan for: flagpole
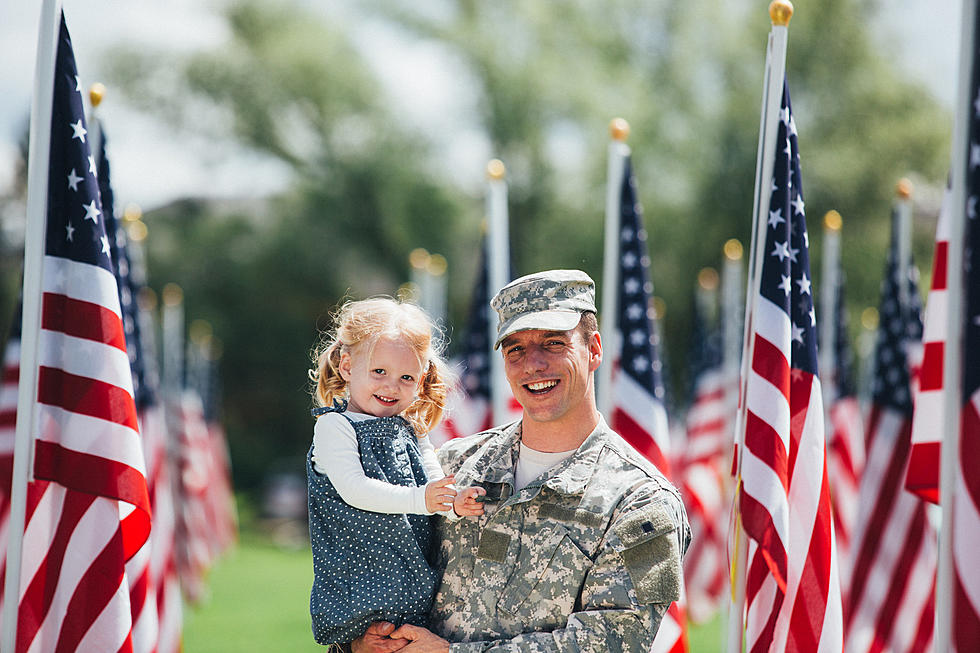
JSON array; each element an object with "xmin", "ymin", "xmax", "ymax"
[
  {"xmin": 722, "ymin": 239, "xmax": 744, "ymax": 388},
  {"xmin": 486, "ymin": 159, "xmax": 510, "ymax": 425},
  {"xmin": 88, "ymin": 82, "xmax": 105, "ymax": 169},
  {"xmin": 894, "ymin": 179, "xmax": 913, "ymax": 319},
  {"xmin": 598, "ymin": 118, "xmax": 630, "ymax": 417},
  {"xmin": 936, "ymin": 0, "xmax": 974, "ymax": 648},
  {"xmin": 1, "ymin": 0, "xmax": 63, "ymax": 647},
  {"xmin": 819, "ymin": 211, "xmax": 842, "ymax": 411},
  {"xmin": 728, "ymin": 4, "xmax": 793, "ymax": 651}
]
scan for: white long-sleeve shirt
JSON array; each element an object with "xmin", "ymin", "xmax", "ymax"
[{"xmin": 312, "ymin": 411, "xmax": 446, "ymax": 515}]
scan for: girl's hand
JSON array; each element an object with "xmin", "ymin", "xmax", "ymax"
[
  {"xmin": 453, "ymin": 486, "xmax": 486, "ymax": 517},
  {"xmin": 425, "ymin": 475, "xmax": 456, "ymax": 513}
]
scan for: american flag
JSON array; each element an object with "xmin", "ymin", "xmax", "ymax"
[
  {"xmin": 94, "ymin": 117, "xmax": 159, "ymax": 653},
  {"xmin": 431, "ymin": 242, "xmax": 520, "ymax": 446},
  {"xmin": 906, "ymin": 188, "xmax": 948, "ymax": 504},
  {"xmin": 602, "ymin": 156, "xmax": 687, "ymax": 653},
  {"xmin": 9, "ymin": 14, "xmax": 150, "ymax": 652},
  {"xmin": 678, "ymin": 296, "xmax": 730, "ymax": 623},
  {"xmin": 609, "ymin": 156, "xmax": 672, "ymax": 477},
  {"xmin": 738, "ymin": 82, "xmax": 842, "ymax": 652},
  {"xmin": 823, "ymin": 264, "xmax": 864, "ymax": 591},
  {"xmin": 0, "ymin": 309, "xmax": 21, "ymax": 619},
  {"xmin": 844, "ymin": 208, "xmax": 936, "ymax": 653}
]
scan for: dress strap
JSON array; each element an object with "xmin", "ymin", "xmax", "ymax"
[{"xmin": 311, "ymin": 397, "xmax": 347, "ymax": 417}]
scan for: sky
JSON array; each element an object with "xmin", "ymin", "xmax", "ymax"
[{"xmin": 0, "ymin": 0, "xmax": 963, "ymax": 216}]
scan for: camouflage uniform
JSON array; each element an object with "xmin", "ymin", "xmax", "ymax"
[{"xmin": 431, "ymin": 417, "xmax": 690, "ymax": 652}]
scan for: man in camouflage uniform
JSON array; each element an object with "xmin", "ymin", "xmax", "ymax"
[{"xmin": 354, "ymin": 270, "xmax": 690, "ymax": 653}]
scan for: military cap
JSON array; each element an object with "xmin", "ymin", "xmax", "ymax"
[{"xmin": 490, "ymin": 269, "xmax": 596, "ymax": 349}]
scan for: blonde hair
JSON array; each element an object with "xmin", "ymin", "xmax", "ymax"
[{"xmin": 309, "ymin": 297, "xmax": 452, "ymax": 434}]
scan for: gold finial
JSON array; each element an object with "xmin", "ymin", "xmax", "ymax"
[
  {"xmin": 89, "ymin": 83, "xmax": 106, "ymax": 108},
  {"xmin": 698, "ymin": 267, "xmax": 720, "ymax": 291},
  {"xmin": 824, "ymin": 210, "xmax": 842, "ymax": 231},
  {"xmin": 487, "ymin": 159, "xmax": 506, "ymax": 181},
  {"xmin": 162, "ymin": 283, "xmax": 183, "ymax": 306},
  {"xmin": 610, "ymin": 118, "xmax": 630, "ymax": 142},
  {"xmin": 428, "ymin": 254, "xmax": 448, "ymax": 276},
  {"xmin": 189, "ymin": 319, "xmax": 213, "ymax": 346},
  {"xmin": 409, "ymin": 248, "xmax": 430, "ymax": 269},
  {"xmin": 123, "ymin": 203, "xmax": 142, "ymax": 222},
  {"xmin": 860, "ymin": 307, "xmax": 879, "ymax": 331},
  {"xmin": 139, "ymin": 287, "xmax": 158, "ymax": 311},
  {"xmin": 769, "ymin": 0, "xmax": 794, "ymax": 26},
  {"xmin": 896, "ymin": 177, "xmax": 913, "ymax": 199},
  {"xmin": 126, "ymin": 220, "xmax": 148, "ymax": 242},
  {"xmin": 724, "ymin": 238, "xmax": 743, "ymax": 261}
]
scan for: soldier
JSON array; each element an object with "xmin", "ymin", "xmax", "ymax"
[{"xmin": 353, "ymin": 269, "xmax": 690, "ymax": 653}]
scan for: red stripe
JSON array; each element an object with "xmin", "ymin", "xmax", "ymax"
[
  {"xmin": 960, "ymin": 398, "xmax": 980, "ymax": 509},
  {"xmin": 744, "ymin": 410, "xmax": 789, "ymax": 494},
  {"xmin": 611, "ymin": 407, "xmax": 671, "ymax": 478},
  {"xmin": 55, "ymin": 521, "xmax": 128, "ymax": 653},
  {"xmin": 908, "ymin": 575, "xmax": 936, "ymax": 653},
  {"xmin": 3, "ymin": 366, "xmax": 18, "ymax": 383},
  {"xmin": 931, "ymin": 240, "xmax": 948, "ymax": 290},
  {"xmin": 919, "ymin": 341, "xmax": 944, "ymax": 392},
  {"xmin": 37, "ymin": 366, "xmax": 138, "ymax": 431},
  {"xmin": 905, "ymin": 441, "xmax": 941, "ymax": 503},
  {"xmin": 954, "ymin": 567, "xmax": 980, "ymax": 653},
  {"xmin": 129, "ymin": 565, "xmax": 150, "ymax": 623},
  {"xmin": 846, "ymin": 410, "xmax": 912, "ymax": 631},
  {"xmin": 787, "ymin": 370, "xmax": 814, "ymax": 482},
  {"xmin": 18, "ymin": 490, "xmax": 96, "ymax": 652},
  {"xmin": 752, "ymin": 336, "xmax": 791, "ymax": 401},
  {"xmin": 34, "ymin": 440, "xmax": 151, "ymax": 525},
  {"xmin": 0, "ymin": 410, "xmax": 16, "ymax": 428},
  {"xmin": 42, "ymin": 293, "xmax": 126, "ymax": 351},
  {"xmin": 741, "ymin": 489, "xmax": 787, "ymax": 590}
]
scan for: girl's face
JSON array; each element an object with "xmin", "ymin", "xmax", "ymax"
[{"xmin": 339, "ymin": 336, "xmax": 425, "ymax": 418}]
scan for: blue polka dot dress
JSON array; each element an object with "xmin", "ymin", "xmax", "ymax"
[{"xmin": 307, "ymin": 400, "xmax": 437, "ymax": 645}]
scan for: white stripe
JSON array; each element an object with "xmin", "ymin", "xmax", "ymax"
[
  {"xmin": 612, "ymin": 370, "xmax": 670, "ymax": 455},
  {"xmin": 850, "ymin": 409, "xmax": 903, "ymax": 550},
  {"xmin": 38, "ymin": 330, "xmax": 134, "ymax": 396},
  {"xmin": 42, "ymin": 255, "xmax": 122, "ymax": 319},
  {"xmin": 921, "ymin": 288, "xmax": 948, "ymax": 342},
  {"xmin": 741, "ymin": 446, "xmax": 790, "ymax": 548},
  {"xmin": 954, "ymin": 407, "xmax": 980, "ymax": 621},
  {"xmin": 817, "ymin": 529, "xmax": 844, "ymax": 653},
  {"xmin": 75, "ymin": 579, "xmax": 131, "ymax": 653},
  {"xmin": 35, "ymin": 404, "xmax": 146, "ymax": 474},
  {"xmin": 4, "ymin": 340, "xmax": 20, "ymax": 365},
  {"xmin": 19, "ymin": 484, "xmax": 64, "ymax": 600},
  {"xmin": 890, "ymin": 526, "xmax": 937, "ymax": 652},
  {"xmin": 755, "ymin": 297, "xmax": 792, "ymax": 352}
]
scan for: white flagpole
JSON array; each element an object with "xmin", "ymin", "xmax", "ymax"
[
  {"xmin": 1, "ymin": 0, "xmax": 63, "ymax": 648},
  {"xmin": 819, "ymin": 211, "xmax": 842, "ymax": 412},
  {"xmin": 88, "ymin": 83, "xmax": 105, "ymax": 171},
  {"xmin": 597, "ymin": 118, "xmax": 630, "ymax": 417},
  {"xmin": 894, "ymin": 179, "xmax": 913, "ymax": 320},
  {"xmin": 728, "ymin": 3, "xmax": 793, "ymax": 651},
  {"xmin": 936, "ymin": 0, "xmax": 974, "ymax": 649},
  {"xmin": 486, "ymin": 159, "xmax": 511, "ymax": 425},
  {"xmin": 722, "ymin": 239, "xmax": 744, "ymax": 388}
]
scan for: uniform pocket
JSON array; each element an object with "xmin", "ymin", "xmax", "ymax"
[{"xmin": 497, "ymin": 525, "xmax": 593, "ymax": 629}]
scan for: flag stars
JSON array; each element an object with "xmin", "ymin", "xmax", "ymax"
[
  {"xmin": 626, "ymin": 303, "xmax": 644, "ymax": 320},
  {"xmin": 70, "ymin": 119, "xmax": 87, "ymax": 143},
  {"xmin": 972, "ymin": 143, "xmax": 980, "ymax": 169},
  {"xmin": 622, "ymin": 251, "xmax": 638, "ymax": 268},
  {"xmin": 67, "ymin": 169, "xmax": 82, "ymax": 191},
  {"xmin": 970, "ymin": 195, "xmax": 978, "ymax": 220},
  {"xmin": 65, "ymin": 222, "xmax": 75, "ymax": 242},
  {"xmin": 780, "ymin": 106, "xmax": 791, "ymax": 125},
  {"xmin": 791, "ymin": 195, "xmax": 805, "ymax": 216},
  {"xmin": 809, "ymin": 308, "xmax": 816, "ymax": 327},
  {"xmin": 88, "ymin": 154, "xmax": 97, "ymax": 175},
  {"xmin": 624, "ymin": 277, "xmax": 641, "ymax": 294},
  {"xmin": 773, "ymin": 241, "xmax": 791, "ymax": 262},
  {"xmin": 74, "ymin": 75, "xmax": 82, "ymax": 93},
  {"xmin": 792, "ymin": 323, "xmax": 805, "ymax": 344},
  {"xmin": 83, "ymin": 200, "xmax": 101, "ymax": 222},
  {"xmin": 768, "ymin": 209, "xmax": 785, "ymax": 229},
  {"xmin": 796, "ymin": 274, "xmax": 811, "ymax": 295},
  {"xmin": 779, "ymin": 275, "xmax": 792, "ymax": 296},
  {"xmin": 100, "ymin": 235, "xmax": 111, "ymax": 256}
]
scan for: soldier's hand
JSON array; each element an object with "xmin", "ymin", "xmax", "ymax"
[
  {"xmin": 453, "ymin": 486, "xmax": 486, "ymax": 517},
  {"xmin": 351, "ymin": 621, "xmax": 407, "ymax": 652},
  {"xmin": 425, "ymin": 475, "xmax": 457, "ymax": 513},
  {"xmin": 388, "ymin": 624, "xmax": 450, "ymax": 652}
]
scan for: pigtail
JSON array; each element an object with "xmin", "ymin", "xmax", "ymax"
[
  {"xmin": 309, "ymin": 339, "xmax": 347, "ymax": 410},
  {"xmin": 404, "ymin": 357, "xmax": 454, "ymax": 434}
]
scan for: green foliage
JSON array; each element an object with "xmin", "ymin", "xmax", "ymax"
[{"xmin": 107, "ymin": 0, "xmax": 950, "ymax": 491}]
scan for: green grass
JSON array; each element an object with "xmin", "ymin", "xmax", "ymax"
[{"xmin": 183, "ymin": 526, "xmax": 726, "ymax": 652}]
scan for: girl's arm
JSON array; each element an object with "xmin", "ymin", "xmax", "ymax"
[
  {"xmin": 416, "ymin": 435, "xmax": 446, "ymax": 482},
  {"xmin": 314, "ymin": 413, "xmax": 433, "ymax": 515}
]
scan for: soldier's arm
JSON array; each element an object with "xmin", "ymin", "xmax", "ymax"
[{"xmin": 444, "ymin": 487, "xmax": 690, "ymax": 653}]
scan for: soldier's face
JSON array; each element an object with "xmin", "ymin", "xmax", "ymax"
[{"xmin": 500, "ymin": 327, "xmax": 601, "ymax": 426}]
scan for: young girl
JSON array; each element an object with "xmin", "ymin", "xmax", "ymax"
[{"xmin": 306, "ymin": 297, "xmax": 475, "ymax": 648}]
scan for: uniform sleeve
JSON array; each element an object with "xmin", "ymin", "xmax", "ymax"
[
  {"xmin": 313, "ymin": 413, "xmax": 431, "ymax": 515},
  {"xmin": 446, "ymin": 485, "xmax": 690, "ymax": 653}
]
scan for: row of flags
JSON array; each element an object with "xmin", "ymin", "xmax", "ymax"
[
  {"xmin": 436, "ymin": 5, "xmax": 980, "ymax": 653},
  {"xmin": 0, "ymin": 8, "xmax": 235, "ymax": 652}
]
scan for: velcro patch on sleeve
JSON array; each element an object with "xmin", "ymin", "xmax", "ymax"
[
  {"xmin": 613, "ymin": 504, "xmax": 680, "ymax": 605},
  {"xmin": 477, "ymin": 529, "xmax": 511, "ymax": 563}
]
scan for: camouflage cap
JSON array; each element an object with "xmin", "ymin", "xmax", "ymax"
[{"xmin": 490, "ymin": 269, "xmax": 596, "ymax": 349}]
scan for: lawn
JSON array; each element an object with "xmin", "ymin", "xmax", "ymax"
[{"xmin": 182, "ymin": 529, "xmax": 725, "ymax": 652}]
